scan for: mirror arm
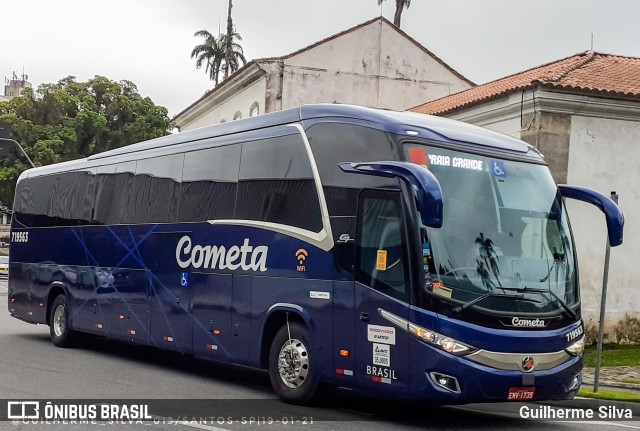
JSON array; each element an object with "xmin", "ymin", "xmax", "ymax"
[
  {"xmin": 339, "ymin": 161, "xmax": 443, "ymax": 228},
  {"xmin": 558, "ymin": 185, "xmax": 624, "ymax": 247}
]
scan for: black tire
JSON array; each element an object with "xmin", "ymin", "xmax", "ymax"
[
  {"xmin": 268, "ymin": 322, "xmax": 319, "ymax": 402},
  {"xmin": 49, "ymin": 294, "xmax": 77, "ymax": 347}
]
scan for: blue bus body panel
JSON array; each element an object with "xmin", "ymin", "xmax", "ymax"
[
  {"xmin": 9, "ymin": 221, "xmax": 344, "ymax": 374},
  {"xmin": 8, "ymin": 104, "xmax": 579, "ymax": 403}
]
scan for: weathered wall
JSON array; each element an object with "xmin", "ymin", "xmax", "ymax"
[
  {"xmin": 282, "ymin": 20, "xmax": 471, "ymax": 111},
  {"xmin": 520, "ymin": 112, "xmax": 571, "ymax": 184},
  {"xmin": 566, "ymin": 115, "xmax": 640, "ymax": 343},
  {"xmin": 178, "ymin": 77, "xmax": 267, "ymax": 130}
]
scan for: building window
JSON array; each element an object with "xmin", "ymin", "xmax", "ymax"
[
  {"xmin": 249, "ymin": 102, "xmax": 260, "ymax": 117},
  {"xmin": 233, "ymin": 111, "xmax": 242, "ymax": 121}
]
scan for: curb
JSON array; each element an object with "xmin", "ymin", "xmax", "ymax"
[{"xmin": 582, "ymin": 379, "xmax": 640, "ymax": 391}]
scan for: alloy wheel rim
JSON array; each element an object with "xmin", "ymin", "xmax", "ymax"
[
  {"xmin": 53, "ymin": 304, "xmax": 66, "ymax": 337},
  {"xmin": 277, "ymin": 338, "xmax": 309, "ymax": 388}
]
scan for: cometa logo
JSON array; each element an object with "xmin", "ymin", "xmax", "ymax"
[
  {"xmin": 511, "ymin": 317, "xmax": 546, "ymax": 328},
  {"xmin": 176, "ymin": 236, "xmax": 268, "ymax": 271},
  {"xmin": 296, "ymin": 249, "xmax": 308, "ymax": 272}
]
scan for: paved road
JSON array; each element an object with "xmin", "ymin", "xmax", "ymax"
[{"xmin": 0, "ymin": 278, "xmax": 638, "ymax": 430}]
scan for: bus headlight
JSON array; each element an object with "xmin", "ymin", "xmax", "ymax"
[
  {"xmin": 378, "ymin": 308, "xmax": 475, "ymax": 355},
  {"xmin": 565, "ymin": 336, "xmax": 585, "ymax": 357},
  {"xmin": 407, "ymin": 322, "xmax": 473, "ymax": 355}
]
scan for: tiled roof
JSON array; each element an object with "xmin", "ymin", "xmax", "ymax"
[{"xmin": 410, "ymin": 51, "xmax": 640, "ymax": 115}]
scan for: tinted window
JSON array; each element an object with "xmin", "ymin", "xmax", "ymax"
[
  {"xmin": 179, "ymin": 144, "xmax": 240, "ymax": 222},
  {"xmin": 306, "ymin": 123, "xmax": 399, "ymax": 217},
  {"xmin": 13, "ymin": 175, "xmax": 56, "ymax": 227},
  {"xmin": 236, "ymin": 134, "xmax": 322, "ymax": 232},
  {"xmin": 131, "ymin": 154, "xmax": 183, "ymax": 223},
  {"xmin": 356, "ymin": 190, "xmax": 408, "ymax": 301},
  {"xmin": 93, "ymin": 162, "xmax": 136, "ymax": 225},
  {"xmin": 52, "ymin": 170, "xmax": 96, "ymax": 226}
]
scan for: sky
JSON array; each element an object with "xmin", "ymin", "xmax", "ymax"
[{"xmin": 2, "ymin": 0, "xmax": 640, "ymax": 117}]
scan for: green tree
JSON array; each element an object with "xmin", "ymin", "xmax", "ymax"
[
  {"xmin": 192, "ymin": 0, "xmax": 246, "ymax": 84},
  {"xmin": 191, "ymin": 29, "xmax": 246, "ymax": 84},
  {"xmin": 0, "ymin": 76, "xmax": 169, "ymax": 206},
  {"xmin": 221, "ymin": 31, "xmax": 246, "ymax": 80},
  {"xmin": 377, "ymin": 0, "xmax": 411, "ymax": 28},
  {"xmin": 191, "ymin": 29, "xmax": 226, "ymax": 85}
]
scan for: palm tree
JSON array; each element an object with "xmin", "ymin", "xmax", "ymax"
[
  {"xmin": 377, "ymin": 0, "xmax": 411, "ymax": 28},
  {"xmin": 222, "ymin": 0, "xmax": 247, "ymax": 80},
  {"xmin": 220, "ymin": 31, "xmax": 246, "ymax": 80},
  {"xmin": 191, "ymin": 30, "xmax": 225, "ymax": 85}
]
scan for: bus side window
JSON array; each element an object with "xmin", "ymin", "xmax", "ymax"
[
  {"xmin": 179, "ymin": 144, "xmax": 240, "ymax": 222},
  {"xmin": 132, "ymin": 154, "xmax": 184, "ymax": 224},
  {"xmin": 356, "ymin": 190, "xmax": 408, "ymax": 301},
  {"xmin": 93, "ymin": 162, "xmax": 136, "ymax": 225},
  {"xmin": 237, "ymin": 134, "xmax": 322, "ymax": 232}
]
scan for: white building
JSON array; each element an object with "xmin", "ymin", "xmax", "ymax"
[
  {"xmin": 173, "ymin": 17, "xmax": 473, "ymax": 131},
  {"xmin": 412, "ymin": 51, "xmax": 640, "ymax": 343}
]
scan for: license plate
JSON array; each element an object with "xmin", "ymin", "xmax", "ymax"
[{"xmin": 507, "ymin": 387, "xmax": 535, "ymax": 401}]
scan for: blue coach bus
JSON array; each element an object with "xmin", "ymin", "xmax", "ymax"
[{"xmin": 8, "ymin": 104, "xmax": 623, "ymax": 403}]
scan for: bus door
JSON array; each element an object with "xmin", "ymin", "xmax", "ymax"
[{"xmin": 354, "ymin": 190, "xmax": 412, "ymax": 396}]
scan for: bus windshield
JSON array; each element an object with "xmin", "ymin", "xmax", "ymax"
[{"xmin": 405, "ymin": 144, "xmax": 578, "ymax": 315}]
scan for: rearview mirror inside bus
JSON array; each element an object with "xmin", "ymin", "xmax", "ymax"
[{"xmin": 339, "ymin": 161, "xmax": 443, "ymax": 228}]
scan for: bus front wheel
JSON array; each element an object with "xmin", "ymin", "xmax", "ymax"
[
  {"xmin": 268, "ymin": 322, "xmax": 319, "ymax": 402},
  {"xmin": 49, "ymin": 295, "xmax": 77, "ymax": 347}
]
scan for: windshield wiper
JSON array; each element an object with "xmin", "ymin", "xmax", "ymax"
[
  {"xmin": 499, "ymin": 287, "xmax": 577, "ymax": 320},
  {"xmin": 453, "ymin": 292, "xmax": 540, "ymax": 314}
]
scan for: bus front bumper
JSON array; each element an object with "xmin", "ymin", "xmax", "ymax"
[{"xmin": 411, "ymin": 345, "xmax": 582, "ymax": 403}]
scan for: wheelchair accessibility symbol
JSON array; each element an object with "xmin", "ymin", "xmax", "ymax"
[
  {"xmin": 491, "ymin": 160, "xmax": 507, "ymax": 178},
  {"xmin": 181, "ymin": 272, "xmax": 189, "ymax": 287}
]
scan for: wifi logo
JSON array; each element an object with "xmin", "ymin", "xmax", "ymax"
[{"xmin": 296, "ymin": 249, "xmax": 308, "ymax": 272}]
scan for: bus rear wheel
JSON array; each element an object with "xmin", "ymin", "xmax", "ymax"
[
  {"xmin": 268, "ymin": 322, "xmax": 319, "ymax": 402},
  {"xmin": 49, "ymin": 294, "xmax": 77, "ymax": 347}
]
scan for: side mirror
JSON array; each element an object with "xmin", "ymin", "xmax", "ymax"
[
  {"xmin": 558, "ymin": 185, "xmax": 624, "ymax": 247},
  {"xmin": 339, "ymin": 161, "xmax": 443, "ymax": 228}
]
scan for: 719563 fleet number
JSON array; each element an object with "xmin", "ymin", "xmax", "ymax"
[
  {"xmin": 11, "ymin": 231, "xmax": 29, "ymax": 243},
  {"xmin": 566, "ymin": 325, "xmax": 583, "ymax": 342}
]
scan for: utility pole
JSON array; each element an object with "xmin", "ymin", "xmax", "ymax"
[{"xmin": 593, "ymin": 191, "xmax": 618, "ymax": 393}]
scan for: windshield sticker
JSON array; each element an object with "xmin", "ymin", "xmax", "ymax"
[
  {"xmin": 432, "ymin": 283, "xmax": 453, "ymax": 299},
  {"xmin": 407, "ymin": 147, "xmax": 428, "ymax": 166},
  {"xmin": 491, "ymin": 160, "xmax": 507, "ymax": 177},
  {"xmin": 427, "ymin": 154, "xmax": 483, "ymax": 171},
  {"xmin": 376, "ymin": 250, "xmax": 388, "ymax": 271}
]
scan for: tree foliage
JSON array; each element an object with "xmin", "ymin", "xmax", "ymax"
[
  {"xmin": 192, "ymin": 1, "xmax": 246, "ymax": 85},
  {"xmin": 191, "ymin": 30, "xmax": 246, "ymax": 85},
  {"xmin": 0, "ymin": 75, "xmax": 170, "ymax": 207},
  {"xmin": 377, "ymin": 0, "xmax": 411, "ymax": 28}
]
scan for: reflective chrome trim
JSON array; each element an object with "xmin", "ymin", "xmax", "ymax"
[
  {"xmin": 209, "ymin": 123, "xmax": 334, "ymax": 251},
  {"xmin": 466, "ymin": 349, "xmax": 571, "ymax": 372},
  {"xmin": 378, "ymin": 308, "xmax": 409, "ymax": 331}
]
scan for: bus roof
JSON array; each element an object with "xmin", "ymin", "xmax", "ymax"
[{"xmin": 20, "ymin": 104, "xmax": 541, "ymax": 179}]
